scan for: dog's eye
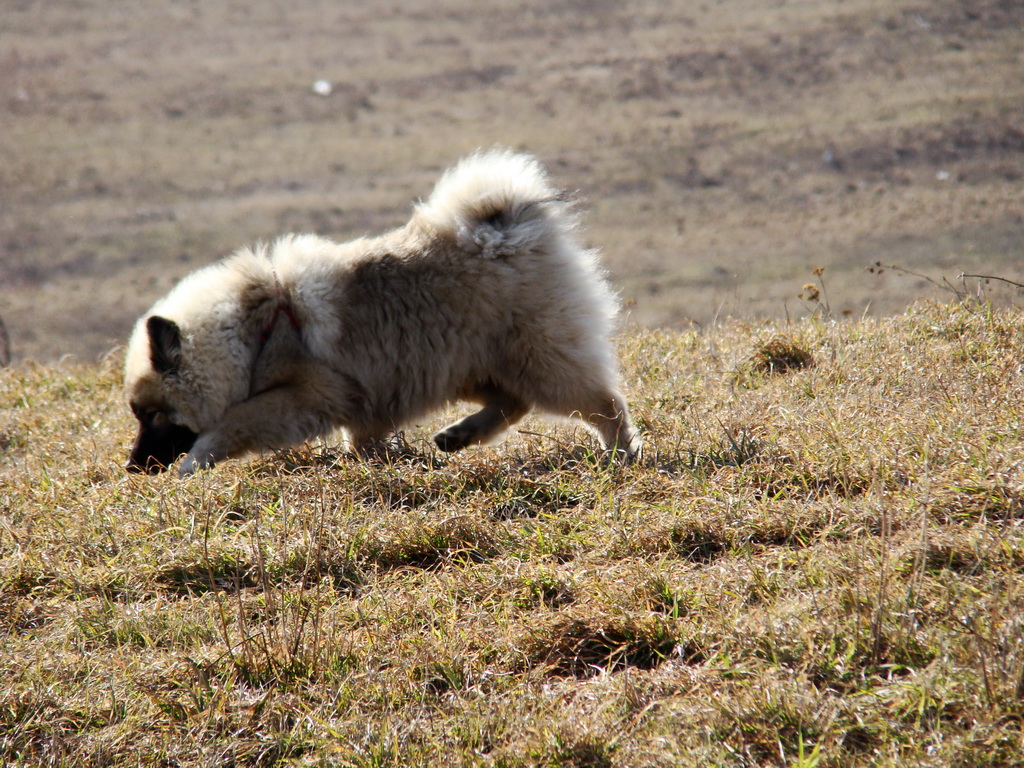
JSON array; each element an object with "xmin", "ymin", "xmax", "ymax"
[{"xmin": 132, "ymin": 404, "xmax": 171, "ymax": 428}]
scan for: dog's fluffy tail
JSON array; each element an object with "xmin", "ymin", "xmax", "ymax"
[{"xmin": 414, "ymin": 149, "xmax": 573, "ymax": 259}]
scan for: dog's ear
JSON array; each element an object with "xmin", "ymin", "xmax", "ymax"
[{"xmin": 147, "ymin": 315, "xmax": 183, "ymax": 376}]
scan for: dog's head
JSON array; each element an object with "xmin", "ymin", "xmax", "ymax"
[
  {"xmin": 123, "ymin": 248, "xmax": 285, "ymax": 474},
  {"xmin": 124, "ymin": 315, "xmax": 200, "ymax": 473}
]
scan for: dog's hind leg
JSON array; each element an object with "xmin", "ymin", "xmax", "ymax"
[
  {"xmin": 559, "ymin": 387, "xmax": 643, "ymax": 462},
  {"xmin": 585, "ymin": 391, "xmax": 638, "ymax": 462},
  {"xmin": 434, "ymin": 385, "xmax": 529, "ymax": 452}
]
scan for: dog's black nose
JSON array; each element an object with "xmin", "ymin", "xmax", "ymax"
[{"xmin": 127, "ymin": 421, "xmax": 198, "ymax": 475}]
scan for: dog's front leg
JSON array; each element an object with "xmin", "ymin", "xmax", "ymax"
[
  {"xmin": 179, "ymin": 430, "xmax": 246, "ymax": 476},
  {"xmin": 178, "ymin": 385, "xmax": 332, "ymax": 477}
]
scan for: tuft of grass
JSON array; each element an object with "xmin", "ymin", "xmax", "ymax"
[
  {"xmin": 3, "ymin": 301, "xmax": 1024, "ymax": 766},
  {"xmin": 746, "ymin": 335, "xmax": 816, "ymax": 377},
  {"xmin": 521, "ymin": 612, "xmax": 680, "ymax": 679}
]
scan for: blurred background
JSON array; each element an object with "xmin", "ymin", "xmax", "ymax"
[{"xmin": 2, "ymin": 0, "xmax": 1022, "ymax": 363}]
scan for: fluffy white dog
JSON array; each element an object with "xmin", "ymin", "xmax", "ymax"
[{"xmin": 124, "ymin": 150, "xmax": 641, "ymax": 475}]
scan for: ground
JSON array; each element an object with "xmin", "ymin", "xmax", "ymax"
[
  {"xmin": 2, "ymin": 0, "xmax": 1022, "ymax": 363},
  {"xmin": 2, "ymin": 302, "xmax": 1024, "ymax": 766}
]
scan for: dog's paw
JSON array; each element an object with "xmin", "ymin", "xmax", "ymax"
[
  {"xmin": 598, "ymin": 434, "xmax": 644, "ymax": 467},
  {"xmin": 178, "ymin": 455, "xmax": 199, "ymax": 477},
  {"xmin": 620, "ymin": 435, "xmax": 644, "ymax": 464},
  {"xmin": 433, "ymin": 426, "xmax": 472, "ymax": 453},
  {"xmin": 179, "ymin": 453, "xmax": 216, "ymax": 477},
  {"xmin": 602, "ymin": 445, "xmax": 640, "ymax": 467}
]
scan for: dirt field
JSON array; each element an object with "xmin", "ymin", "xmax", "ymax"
[{"xmin": 2, "ymin": 0, "xmax": 1022, "ymax": 363}]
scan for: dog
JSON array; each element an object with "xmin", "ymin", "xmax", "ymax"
[{"xmin": 124, "ymin": 150, "xmax": 641, "ymax": 476}]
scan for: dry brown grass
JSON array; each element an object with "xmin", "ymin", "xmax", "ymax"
[
  {"xmin": 2, "ymin": 299, "xmax": 1024, "ymax": 766},
  {"xmin": 3, "ymin": 0, "xmax": 1024, "ymax": 362}
]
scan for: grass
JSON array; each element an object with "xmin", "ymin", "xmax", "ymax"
[{"xmin": 3, "ymin": 298, "xmax": 1024, "ymax": 766}]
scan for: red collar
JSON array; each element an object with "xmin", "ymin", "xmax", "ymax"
[{"xmin": 257, "ymin": 286, "xmax": 300, "ymax": 350}]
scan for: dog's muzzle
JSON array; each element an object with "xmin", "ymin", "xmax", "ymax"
[{"xmin": 126, "ymin": 422, "xmax": 199, "ymax": 474}]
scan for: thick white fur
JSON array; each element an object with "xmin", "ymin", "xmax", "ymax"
[{"xmin": 125, "ymin": 149, "xmax": 640, "ymax": 473}]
